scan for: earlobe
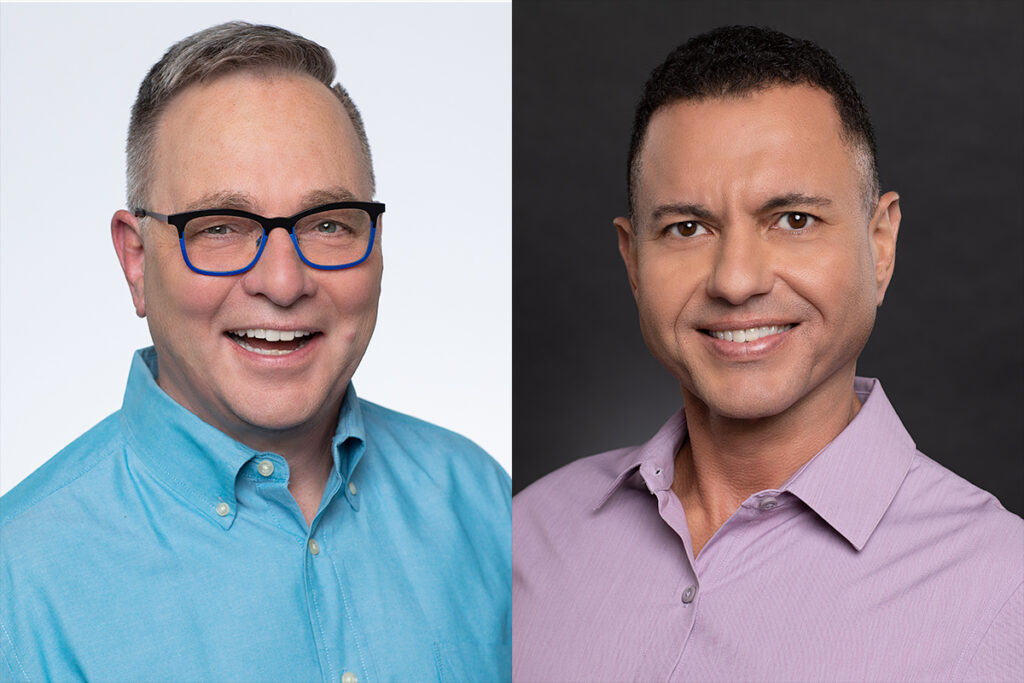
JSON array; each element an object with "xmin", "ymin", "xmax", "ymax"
[
  {"xmin": 870, "ymin": 191, "xmax": 901, "ymax": 306},
  {"xmin": 614, "ymin": 217, "xmax": 640, "ymax": 297},
  {"xmin": 111, "ymin": 209, "xmax": 147, "ymax": 318}
]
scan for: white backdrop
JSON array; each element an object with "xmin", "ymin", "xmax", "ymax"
[{"xmin": 0, "ymin": 2, "xmax": 512, "ymax": 493}]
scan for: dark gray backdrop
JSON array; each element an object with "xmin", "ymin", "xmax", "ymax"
[{"xmin": 513, "ymin": 0, "xmax": 1024, "ymax": 517}]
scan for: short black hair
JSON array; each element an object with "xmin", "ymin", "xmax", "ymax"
[{"xmin": 627, "ymin": 25, "xmax": 879, "ymax": 216}]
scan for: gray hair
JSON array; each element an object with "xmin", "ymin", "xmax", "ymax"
[{"xmin": 126, "ymin": 21, "xmax": 374, "ymax": 210}]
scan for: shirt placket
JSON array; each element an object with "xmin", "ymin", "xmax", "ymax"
[
  {"xmin": 244, "ymin": 456, "xmax": 361, "ymax": 683},
  {"xmin": 634, "ymin": 464, "xmax": 703, "ymax": 680},
  {"xmin": 305, "ymin": 472, "xmax": 374, "ymax": 683}
]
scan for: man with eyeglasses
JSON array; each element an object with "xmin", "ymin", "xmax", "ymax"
[{"xmin": 0, "ymin": 22, "xmax": 509, "ymax": 682}]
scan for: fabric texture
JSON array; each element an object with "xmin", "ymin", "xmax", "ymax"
[
  {"xmin": 513, "ymin": 378, "xmax": 1023, "ymax": 682},
  {"xmin": 1, "ymin": 347, "xmax": 511, "ymax": 682}
]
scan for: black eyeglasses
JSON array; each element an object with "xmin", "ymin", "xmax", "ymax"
[{"xmin": 134, "ymin": 201, "xmax": 385, "ymax": 276}]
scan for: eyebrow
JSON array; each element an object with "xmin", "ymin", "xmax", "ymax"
[
  {"xmin": 299, "ymin": 186, "xmax": 360, "ymax": 207},
  {"xmin": 181, "ymin": 186, "xmax": 361, "ymax": 215},
  {"xmin": 758, "ymin": 193, "xmax": 832, "ymax": 212},
  {"xmin": 182, "ymin": 191, "xmax": 258, "ymax": 213},
  {"xmin": 650, "ymin": 193, "xmax": 833, "ymax": 223},
  {"xmin": 651, "ymin": 202, "xmax": 716, "ymax": 223}
]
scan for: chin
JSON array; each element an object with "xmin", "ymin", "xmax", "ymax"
[
  {"xmin": 682, "ymin": 373, "xmax": 804, "ymax": 421},
  {"xmin": 228, "ymin": 395, "xmax": 328, "ymax": 433},
  {"xmin": 697, "ymin": 395, "xmax": 793, "ymax": 420}
]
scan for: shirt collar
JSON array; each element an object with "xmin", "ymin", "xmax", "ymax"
[
  {"xmin": 782, "ymin": 377, "xmax": 916, "ymax": 550},
  {"xmin": 592, "ymin": 377, "xmax": 916, "ymax": 551},
  {"xmin": 592, "ymin": 409, "xmax": 686, "ymax": 510},
  {"xmin": 120, "ymin": 347, "xmax": 367, "ymax": 527}
]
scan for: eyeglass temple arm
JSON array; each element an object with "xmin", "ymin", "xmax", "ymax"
[{"xmin": 133, "ymin": 208, "xmax": 169, "ymax": 222}]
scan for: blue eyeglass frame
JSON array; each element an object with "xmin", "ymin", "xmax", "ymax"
[{"xmin": 133, "ymin": 201, "xmax": 385, "ymax": 276}]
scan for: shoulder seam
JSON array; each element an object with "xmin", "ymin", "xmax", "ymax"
[
  {"xmin": 1, "ymin": 443, "xmax": 117, "ymax": 529},
  {"xmin": 0, "ymin": 619, "xmax": 29, "ymax": 681}
]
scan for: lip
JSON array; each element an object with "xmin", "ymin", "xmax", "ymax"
[
  {"xmin": 224, "ymin": 329, "xmax": 323, "ymax": 366},
  {"xmin": 698, "ymin": 322, "xmax": 796, "ymax": 360}
]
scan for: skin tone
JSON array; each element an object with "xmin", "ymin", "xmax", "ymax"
[
  {"xmin": 111, "ymin": 70, "xmax": 380, "ymax": 525},
  {"xmin": 616, "ymin": 85, "xmax": 901, "ymax": 557}
]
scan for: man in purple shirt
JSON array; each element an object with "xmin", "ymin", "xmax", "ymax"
[{"xmin": 513, "ymin": 26, "xmax": 1023, "ymax": 682}]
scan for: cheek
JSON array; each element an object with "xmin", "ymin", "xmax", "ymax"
[
  {"xmin": 786, "ymin": 234, "xmax": 877, "ymax": 327},
  {"xmin": 635, "ymin": 252, "xmax": 703, "ymax": 335},
  {"xmin": 143, "ymin": 249, "xmax": 231, "ymax": 335},
  {"xmin": 324, "ymin": 263, "xmax": 382, "ymax": 332}
]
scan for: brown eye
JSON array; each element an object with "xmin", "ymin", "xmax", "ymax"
[
  {"xmin": 778, "ymin": 212, "xmax": 815, "ymax": 230},
  {"xmin": 667, "ymin": 221, "xmax": 707, "ymax": 238}
]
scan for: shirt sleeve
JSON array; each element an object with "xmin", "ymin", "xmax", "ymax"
[{"xmin": 962, "ymin": 581, "xmax": 1024, "ymax": 682}]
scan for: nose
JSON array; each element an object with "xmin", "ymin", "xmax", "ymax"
[
  {"xmin": 240, "ymin": 227, "xmax": 316, "ymax": 306},
  {"xmin": 705, "ymin": 228, "xmax": 774, "ymax": 305}
]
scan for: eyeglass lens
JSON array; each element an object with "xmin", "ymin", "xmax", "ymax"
[{"xmin": 182, "ymin": 207, "xmax": 374, "ymax": 273}]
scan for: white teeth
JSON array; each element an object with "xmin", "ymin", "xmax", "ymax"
[
  {"xmin": 711, "ymin": 324, "xmax": 793, "ymax": 343},
  {"xmin": 229, "ymin": 328, "xmax": 312, "ymax": 340}
]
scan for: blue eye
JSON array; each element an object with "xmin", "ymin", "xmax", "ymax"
[
  {"xmin": 315, "ymin": 221, "xmax": 341, "ymax": 234},
  {"xmin": 776, "ymin": 212, "xmax": 816, "ymax": 230},
  {"xmin": 666, "ymin": 221, "xmax": 709, "ymax": 237}
]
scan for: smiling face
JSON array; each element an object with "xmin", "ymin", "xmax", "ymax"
[
  {"xmin": 616, "ymin": 84, "xmax": 899, "ymax": 421},
  {"xmin": 113, "ymin": 70, "xmax": 380, "ymax": 445}
]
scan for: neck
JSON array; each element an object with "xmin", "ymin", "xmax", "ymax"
[
  {"xmin": 672, "ymin": 370, "xmax": 862, "ymax": 555},
  {"xmin": 235, "ymin": 415, "xmax": 337, "ymax": 527}
]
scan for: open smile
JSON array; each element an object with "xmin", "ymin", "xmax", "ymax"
[
  {"xmin": 698, "ymin": 322, "xmax": 798, "ymax": 360},
  {"xmin": 700, "ymin": 323, "xmax": 796, "ymax": 343},
  {"xmin": 226, "ymin": 328, "xmax": 321, "ymax": 356}
]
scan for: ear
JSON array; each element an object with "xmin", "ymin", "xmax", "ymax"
[
  {"xmin": 111, "ymin": 209, "xmax": 147, "ymax": 318},
  {"xmin": 869, "ymin": 191, "xmax": 901, "ymax": 306},
  {"xmin": 614, "ymin": 216, "xmax": 640, "ymax": 298}
]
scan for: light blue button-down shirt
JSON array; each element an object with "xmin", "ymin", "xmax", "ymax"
[{"xmin": 1, "ymin": 347, "xmax": 511, "ymax": 682}]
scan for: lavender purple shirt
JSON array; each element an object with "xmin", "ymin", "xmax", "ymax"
[{"xmin": 513, "ymin": 378, "xmax": 1023, "ymax": 682}]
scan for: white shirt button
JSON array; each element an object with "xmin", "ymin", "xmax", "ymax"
[
  {"xmin": 308, "ymin": 539, "xmax": 320, "ymax": 555},
  {"xmin": 759, "ymin": 497, "xmax": 778, "ymax": 510},
  {"xmin": 215, "ymin": 502, "xmax": 230, "ymax": 516},
  {"xmin": 257, "ymin": 460, "xmax": 274, "ymax": 477},
  {"xmin": 681, "ymin": 585, "xmax": 696, "ymax": 603},
  {"xmin": 341, "ymin": 672, "xmax": 358, "ymax": 683},
  {"xmin": 348, "ymin": 482, "xmax": 357, "ymax": 495}
]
